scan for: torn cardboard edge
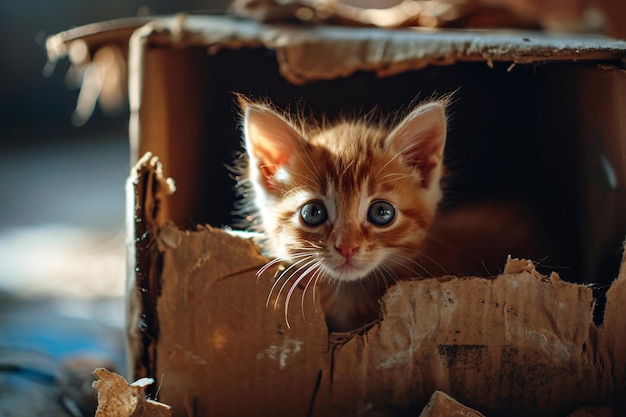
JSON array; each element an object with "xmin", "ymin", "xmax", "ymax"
[
  {"xmin": 419, "ymin": 390, "xmax": 487, "ymax": 417},
  {"xmin": 91, "ymin": 369, "xmax": 616, "ymax": 417},
  {"xmin": 124, "ymin": 153, "xmax": 626, "ymax": 416},
  {"xmin": 47, "ymin": 14, "xmax": 626, "ymax": 86},
  {"xmin": 93, "ymin": 368, "xmax": 171, "ymax": 417},
  {"xmin": 46, "ymin": 17, "xmax": 151, "ymax": 65},
  {"xmin": 93, "ymin": 367, "xmax": 488, "ymax": 417},
  {"xmin": 125, "ymin": 152, "xmax": 176, "ymax": 381}
]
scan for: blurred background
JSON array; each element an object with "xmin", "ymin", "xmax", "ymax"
[
  {"xmin": 0, "ymin": 1, "xmax": 227, "ymax": 415},
  {"xmin": 0, "ymin": 0, "xmax": 622, "ymax": 415}
]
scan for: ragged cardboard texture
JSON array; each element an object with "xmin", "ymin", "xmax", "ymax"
[
  {"xmin": 127, "ymin": 154, "xmax": 626, "ymax": 417},
  {"xmin": 93, "ymin": 368, "xmax": 171, "ymax": 417},
  {"xmin": 419, "ymin": 390, "xmax": 486, "ymax": 417},
  {"xmin": 47, "ymin": 14, "xmax": 626, "ymax": 417}
]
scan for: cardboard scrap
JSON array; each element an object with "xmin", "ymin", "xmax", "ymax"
[
  {"xmin": 93, "ymin": 368, "xmax": 171, "ymax": 417},
  {"xmin": 419, "ymin": 390, "xmax": 486, "ymax": 417}
]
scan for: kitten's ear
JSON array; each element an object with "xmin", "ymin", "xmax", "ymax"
[
  {"xmin": 386, "ymin": 101, "xmax": 447, "ymax": 188},
  {"xmin": 240, "ymin": 98, "xmax": 301, "ymax": 191}
]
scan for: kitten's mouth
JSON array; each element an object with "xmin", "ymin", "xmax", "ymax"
[
  {"xmin": 327, "ymin": 258, "xmax": 373, "ymax": 282},
  {"xmin": 337, "ymin": 261, "xmax": 358, "ymax": 271}
]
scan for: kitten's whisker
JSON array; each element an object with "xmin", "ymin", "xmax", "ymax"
[
  {"xmin": 376, "ymin": 142, "xmax": 421, "ymax": 177},
  {"xmin": 341, "ymin": 160, "xmax": 354, "ymax": 177},
  {"xmin": 377, "ymin": 263, "xmax": 399, "ymax": 288},
  {"xmin": 286, "ymin": 260, "xmax": 321, "ymax": 305},
  {"xmin": 411, "ymin": 250, "xmax": 450, "ymax": 276},
  {"xmin": 377, "ymin": 172, "xmax": 415, "ymax": 185},
  {"xmin": 257, "ymin": 259, "xmax": 281, "ymax": 278},
  {"xmin": 480, "ymin": 259, "xmax": 492, "ymax": 276},
  {"xmin": 282, "ymin": 185, "xmax": 311, "ymax": 199},
  {"xmin": 268, "ymin": 256, "xmax": 310, "ymax": 302},
  {"xmin": 422, "ymin": 231, "xmax": 466, "ymax": 258},
  {"xmin": 286, "ymin": 247, "xmax": 320, "ymax": 255},
  {"xmin": 293, "ymin": 140, "xmax": 324, "ymax": 189},
  {"xmin": 285, "ymin": 170, "xmax": 321, "ymax": 189},
  {"xmin": 284, "ymin": 259, "xmax": 323, "ymax": 328},
  {"xmin": 273, "ymin": 258, "xmax": 317, "ymax": 311},
  {"xmin": 300, "ymin": 272, "xmax": 315, "ymax": 322},
  {"xmin": 380, "ymin": 172, "xmax": 414, "ymax": 179},
  {"xmin": 300, "ymin": 266, "xmax": 324, "ymax": 319},
  {"xmin": 392, "ymin": 245, "xmax": 450, "ymax": 276},
  {"xmin": 266, "ymin": 257, "xmax": 311, "ymax": 308},
  {"xmin": 311, "ymin": 269, "xmax": 324, "ymax": 314},
  {"xmin": 375, "ymin": 264, "xmax": 399, "ymax": 293},
  {"xmin": 300, "ymin": 240, "xmax": 324, "ymax": 250},
  {"xmin": 371, "ymin": 266, "xmax": 385, "ymax": 289},
  {"xmin": 257, "ymin": 257, "xmax": 291, "ymax": 277},
  {"xmin": 257, "ymin": 253, "xmax": 312, "ymax": 279},
  {"xmin": 258, "ymin": 162, "xmax": 319, "ymax": 190},
  {"xmin": 385, "ymin": 253, "xmax": 434, "ymax": 278},
  {"xmin": 288, "ymin": 242, "xmax": 322, "ymax": 250}
]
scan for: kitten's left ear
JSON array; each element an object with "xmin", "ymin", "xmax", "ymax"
[
  {"xmin": 386, "ymin": 101, "xmax": 447, "ymax": 188},
  {"xmin": 240, "ymin": 98, "xmax": 302, "ymax": 193}
]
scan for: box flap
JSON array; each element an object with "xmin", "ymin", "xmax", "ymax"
[
  {"xmin": 46, "ymin": 17, "xmax": 151, "ymax": 64},
  {"xmin": 131, "ymin": 15, "xmax": 626, "ymax": 84},
  {"xmin": 48, "ymin": 15, "xmax": 626, "ymax": 86}
]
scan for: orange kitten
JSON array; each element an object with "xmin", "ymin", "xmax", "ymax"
[{"xmin": 237, "ymin": 96, "xmax": 449, "ymax": 332}]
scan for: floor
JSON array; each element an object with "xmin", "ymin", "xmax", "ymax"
[{"xmin": 0, "ymin": 136, "xmax": 129, "ymax": 416}]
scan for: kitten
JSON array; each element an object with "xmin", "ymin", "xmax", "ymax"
[{"xmin": 236, "ymin": 95, "xmax": 448, "ymax": 332}]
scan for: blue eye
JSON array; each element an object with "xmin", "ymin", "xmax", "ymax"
[
  {"xmin": 300, "ymin": 201, "xmax": 328, "ymax": 226},
  {"xmin": 368, "ymin": 201, "xmax": 395, "ymax": 226}
]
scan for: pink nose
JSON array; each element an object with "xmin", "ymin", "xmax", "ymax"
[{"xmin": 335, "ymin": 242, "xmax": 359, "ymax": 258}]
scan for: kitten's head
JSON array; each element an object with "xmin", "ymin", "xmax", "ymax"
[{"xmin": 239, "ymin": 97, "xmax": 448, "ymax": 283}]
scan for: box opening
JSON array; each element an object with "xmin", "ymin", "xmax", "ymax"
[{"xmin": 138, "ymin": 45, "xmax": 625, "ymax": 286}]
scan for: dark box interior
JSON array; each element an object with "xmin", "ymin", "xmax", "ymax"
[{"xmin": 139, "ymin": 44, "xmax": 625, "ymax": 286}]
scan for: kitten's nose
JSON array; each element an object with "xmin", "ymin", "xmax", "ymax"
[{"xmin": 335, "ymin": 241, "xmax": 359, "ymax": 259}]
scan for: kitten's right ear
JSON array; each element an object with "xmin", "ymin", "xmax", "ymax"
[
  {"xmin": 240, "ymin": 98, "xmax": 301, "ymax": 192},
  {"xmin": 386, "ymin": 100, "xmax": 447, "ymax": 189}
]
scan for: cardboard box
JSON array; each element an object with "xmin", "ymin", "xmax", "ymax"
[{"xmin": 48, "ymin": 14, "xmax": 626, "ymax": 416}]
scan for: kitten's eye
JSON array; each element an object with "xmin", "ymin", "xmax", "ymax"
[
  {"xmin": 300, "ymin": 201, "xmax": 328, "ymax": 226},
  {"xmin": 368, "ymin": 201, "xmax": 396, "ymax": 226}
]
